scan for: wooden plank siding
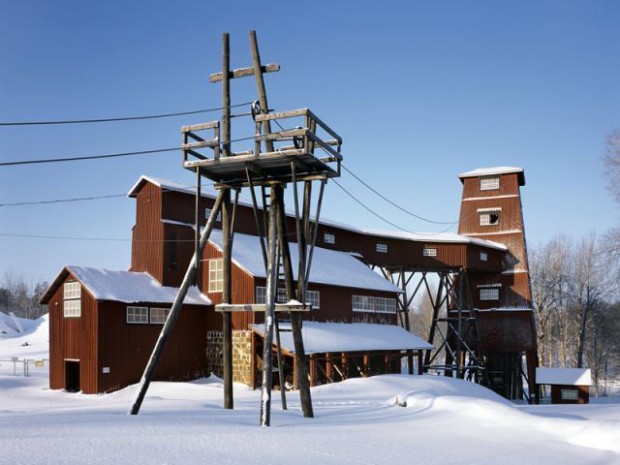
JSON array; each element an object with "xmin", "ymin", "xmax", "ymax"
[
  {"xmin": 130, "ymin": 182, "xmax": 165, "ymax": 284},
  {"xmin": 97, "ymin": 301, "xmax": 208, "ymax": 393},
  {"xmin": 202, "ymin": 242, "xmax": 255, "ymax": 331},
  {"xmin": 48, "ymin": 273, "xmax": 99, "ymax": 394}
]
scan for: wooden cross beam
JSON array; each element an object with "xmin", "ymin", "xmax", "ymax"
[{"xmin": 209, "ymin": 64, "xmax": 280, "ymax": 83}]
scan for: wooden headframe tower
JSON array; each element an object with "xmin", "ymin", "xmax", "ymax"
[{"xmin": 129, "ymin": 31, "xmax": 343, "ymax": 426}]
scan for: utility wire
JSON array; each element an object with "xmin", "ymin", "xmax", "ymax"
[
  {"xmin": 341, "ymin": 163, "xmax": 457, "ymax": 226},
  {"xmin": 0, "ymin": 134, "xmax": 258, "ymax": 167},
  {"xmin": 0, "ymin": 101, "xmax": 253, "ymax": 127},
  {"xmin": 0, "ymin": 194, "xmax": 126, "ymax": 207}
]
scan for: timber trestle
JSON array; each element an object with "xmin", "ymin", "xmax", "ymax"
[
  {"xmin": 379, "ymin": 267, "xmax": 489, "ymax": 385},
  {"xmin": 129, "ymin": 31, "xmax": 343, "ymax": 427}
]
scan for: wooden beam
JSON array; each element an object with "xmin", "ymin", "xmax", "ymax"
[
  {"xmin": 181, "ymin": 121, "xmax": 219, "ymax": 132},
  {"xmin": 215, "ymin": 303, "xmax": 311, "ymax": 312},
  {"xmin": 209, "ymin": 64, "xmax": 280, "ymax": 83}
]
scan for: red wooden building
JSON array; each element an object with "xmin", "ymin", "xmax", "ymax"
[{"xmin": 42, "ymin": 166, "xmax": 538, "ymax": 399}]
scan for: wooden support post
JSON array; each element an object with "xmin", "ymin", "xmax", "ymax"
[
  {"xmin": 221, "ymin": 32, "xmax": 234, "ymax": 411},
  {"xmin": 129, "ymin": 192, "xmax": 225, "ymax": 415},
  {"xmin": 408, "ymin": 351, "xmax": 414, "ymax": 375},
  {"xmin": 325, "ymin": 352, "xmax": 333, "ymax": 383},
  {"xmin": 259, "ymin": 184, "xmax": 278, "ymax": 427}
]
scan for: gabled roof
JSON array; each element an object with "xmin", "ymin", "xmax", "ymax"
[
  {"xmin": 536, "ymin": 368, "xmax": 592, "ymax": 386},
  {"xmin": 208, "ymin": 229, "xmax": 403, "ymax": 294},
  {"xmin": 458, "ymin": 166, "xmax": 525, "ymax": 186},
  {"xmin": 253, "ymin": 321, "xmax": 433, "ymax": 354},
  {"xmin": 40, "ymin": 265, "xmax": 210, "ymax": 306}
]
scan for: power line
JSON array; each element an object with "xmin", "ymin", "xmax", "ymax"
[
  {"xmin": 0, "ymin": 134, "xmax": 258, "ymax": 167},
  {"xmin": 0, "ymin": 102, "xmax": 253, "ymax": 127},
  {"xmin": 0, "ymin": 146, "xmax": 181, "ymax": 167},
  {"xmin": 332, "ymin": 179, "xmax": 457, "ymax": 236},
  {"xmin": 0, "ymin": 194, "xmax": 126, "ymax": 207},
  {"xmin": 340, "ymin": 163, "xmax": 458, "ymax": 226}
]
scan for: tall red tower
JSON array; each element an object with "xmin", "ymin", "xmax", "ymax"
[{"xmin": 458, "ymin": 167, "xmax": 538, "ymax": 401}]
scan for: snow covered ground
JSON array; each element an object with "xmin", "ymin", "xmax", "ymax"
[{"xmin": 1, "ymin": 313, "xmax": 619, "ymax": 465}]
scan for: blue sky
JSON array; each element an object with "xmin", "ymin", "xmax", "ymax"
[{"xmin": 1, "ymin": 0, "xmax": 618, "ymax": 283}]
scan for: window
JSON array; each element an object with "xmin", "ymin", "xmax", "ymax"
[
  {"xmin": 127, "ymin": 306, "xmax": 148, "ymax": 324},
  {"xmin": 480, "ymin": 176, "xmax": 500, "ymax": 191},
  {"xmin": 479, "ymin": 209, "xmax": 501, "ymax": 226},
  {"xmin": 150, "ymin": 307, "xmax": 170, "ymax": 324},
  {"xmin": 63, "ymin": 282, "xmax": 81, "ymax": 318},
  {"xmin": 205, "ymin": 208, "xmax": 222, "ymax": 222},
  {"xmin": 480, "ymin": 252, "xmax": 488, "ymax": 262},
  {"xmin": 352, "ymin": 295, "xmax": 397, "ymax": 314},
  {"xmin": 64, "ymin": 299, "xmax": 81, "ymax": 318},
  {"xmin": 479, "ymin": 288, "xmax": 499, "ymax": 301},
  {"xmin": 256, "ymin": 286, "xmax": 320, "ymax": 308},
  {"xmin": 376, "ymin": 243, "xmax": 388, "ymax": 253},
  {"xmin": 423, "ymin": 248, "xmax": 437, "ymax": 257},
  {"xmin": 375, "ymin": 297, "xmax": 397, "ymax": 313},
  {"xmin": 324, "ymin": 232, "xmax": 335, "ymax": 244},
  {"xmin": 209, "ymin": 259, "xmax": 223, "ymax": 292},
  {"xmin": 64, "ymin": 282, "xmax": 81, "ymax": 300},
  {"xmin": 306, "ymin": 290, "xmax": 320, "ymax": 309},
  {"xmin": 561, "ymin": 389, "xmax": 579, "ymax": 401}
]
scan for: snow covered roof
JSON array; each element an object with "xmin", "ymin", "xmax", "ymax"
[
  {"xmin": 536, "ymin": 368, "xmax": 592, "ymax": 386},
  {"xmin": 209, "ymin": 230, "xmax": 402, "ymax": 294},
  {"xmin": 253, "ymin": 322, "xmax": 433, "ymax": 354},
  {"xmin": 127, "ymin": 175, "xmax": 220, "ymax": 199},
  {"xmin": 40, "ymin": 266, "xmax": 211, "ymax": 306},
  {"xmin": 458, "ymin": 167, "xmax": 525, "ymax": 186}
]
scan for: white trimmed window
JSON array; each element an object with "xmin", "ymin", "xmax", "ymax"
[
  {"xmin": 423, "ymin": 248, "xmax": 437, "ymax": 257},
  {"xmin": 479, "ymin": 210, "xmax": 501, "ymax": 226},
  {"xmin": 480, "ymin": 252, "xmax": 488, "ymax": 262},
  {"xmin": 209, "ymin": 259, "xmax": 223, "ymax": 292},
  {"xmin": 256, "ymin": 286, "xmax": 320, "ymax": 308},
  {"xmin": 306, "ymin": 290, "xmax": 320, "ymax": 309},
  {"xmin": 480, "ymin": 176, "xmax": 500, "ymax": 191},
  {"xmin": 352, "ymin": 295, "xmax": 397, "ymax": 314},
  {"xmin": 63, "ymin": 282, "xmax": 81, "ymax": 318},
  {"xmin": 479, "ymin": 288, "xmax": 500, "ymax": 301},
  {"xmin": 205, "ymin": 208, "xmax": 222, "ymax": 222},
  {"xmin": 376, "ymin": 243, "xmax": 388, "ymax": 253},
  {"xmin": 64, "ymin": 282, "xmax": 81, "ymax": 300},
  {"xmin": 150, "ymin": 307, "xmax": 170, "ymax": 324},
  {"xmin": 64, "ymin": 299, "xmax": 81, "ymax": 318},
  {"xmin": 561, "ymin": 389, "xmax": 579, "ymax": 401},
  {"xmin": 324, "ymin": 232, "xmax": 335, "ymax": 244},
  {"xmin": 127, "ymin": 306, "xmax": 148, "ymax": 324}
]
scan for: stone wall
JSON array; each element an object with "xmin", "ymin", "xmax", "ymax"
[{"xmin": 206, "ymin": 330, "xmax": 254, "ymax": 386}]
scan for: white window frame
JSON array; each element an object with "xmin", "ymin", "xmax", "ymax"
[
  {"xmin": 560, "ymin": 388, "xmax": 579, "ymax": 401},
  {"xmin": 324, "ymin": 232, "xmax": 336, "ymax": 244},
  {"xmin": 352, "ymin": 295, "xmax": 397, "ymax": 314},
  {"xmin": 150, "ymin": 307, "xmax": 170, "ymax": 324},
  {"xmin": 126, "ymin": 306, "xmax": 149, "ymax": 324},
  {"xmin": 256, "ymin": 286, "xmax": 320, "ymax": 309},
  {"xmin": 376, "ymin": 243, "xmax": 388, "ymax": 253},
  {"xmin": 209, "ymin": 259, "xmax": 224, "ymax": 293},
  {"xmin": 64, "ymin": 281, "xmax": 81, "ymax": 300},
  {"xmin": 205, "ymin": 207, "xmax": 222, "ymax": 222},
  {"xmin": 63, "ymin": 299, "xmax": 81, "ymax": 318},
  {"xmin": 480, "ymin": 252, "xmax": 488, "ymax": 262},
  {"xmin": 479, "ymin": 288, "xmax": 500, "ymax": 301},
  {"xmin": 423, "ymin": 248, "xmax": 437, "ymax": 257},
  {"xmin": 479, "ymin": 212, "xmax": 500, "ymax": 226},
  {"xmin": 480, "ymin": 176, "xmax": 500, "ymax": 191}
]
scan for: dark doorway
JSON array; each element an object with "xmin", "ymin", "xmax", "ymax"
[{"xmin": 65, "ymin": 361, "xmax": 80, "ymax": 392}]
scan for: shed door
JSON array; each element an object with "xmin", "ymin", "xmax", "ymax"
[{"xmin": 65, "ymin": 360, "xmax": 80, "ymax": 392}]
